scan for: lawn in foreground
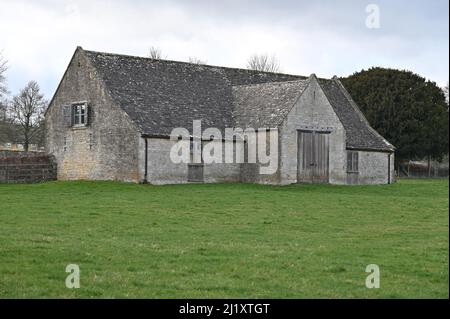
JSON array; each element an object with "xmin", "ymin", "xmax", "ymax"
[{"xmin": 0, "ymin": 179, "xmax": 448, "ymax": 298}]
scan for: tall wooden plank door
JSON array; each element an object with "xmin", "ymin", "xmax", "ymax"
[
  {"xmin": 313, "ymin": 132, "xmax": 329, "ymax": 183},
  {"xmin": 297, "ymin": 131, "xmax": 314, "ymax": 183},
  {"xmin": 297, "ymin": 131, "xmax": 329, "ymax": 183}
]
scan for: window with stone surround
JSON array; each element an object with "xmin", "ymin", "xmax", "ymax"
[
  {"xmin": 64, "ymin": 102, "xmax": 92, "ymax": 128},
  {"xmin": 72, "ymin": 102, "xmax": 88, "ymax": 126}
]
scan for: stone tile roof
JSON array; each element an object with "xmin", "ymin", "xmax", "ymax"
[
  {"xmin": 84, "ymin": 50, "xmax": 300, "ymax": 136},
  {"xmin": 319, "ymin": 78, "xmax": 394, "ymax": 151},
  {"xmin": 232, "ymin": 80, "xmax": 309, "ymax": 128},
  {"xmin": 83, "ymin": 49, "xmax": 393, "ymax": 151}
]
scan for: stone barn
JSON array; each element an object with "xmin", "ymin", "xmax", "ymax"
[{"xmin": 45, "ymin": 47, "xmax": 395, "ymax": 185}]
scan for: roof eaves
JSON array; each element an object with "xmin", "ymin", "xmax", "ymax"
[{"xmin": 346, "ymin": 145, "xmax": 395, "ymax": 153}]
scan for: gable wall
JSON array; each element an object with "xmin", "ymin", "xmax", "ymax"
[
  {"xmin": 279, "ymin": 78, "xmax": 347, "ymax": 184},
  {"xmin": 45, "ymin": 49, "xmax": 140, "ymax": 182}
]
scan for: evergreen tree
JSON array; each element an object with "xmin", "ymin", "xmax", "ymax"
[{"xmin": 341, "ymin": 67, "xmax": 448, "ymax": 164}]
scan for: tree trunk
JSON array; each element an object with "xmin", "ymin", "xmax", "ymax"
[
  {"xmin": 407, "ymin": 161, "xmax": 410, "ymax": 177},
  {"xmin": 24, "ymin": 126, "xmax": 29, "ymax": 152},
  {"xmin": 427, "ymin": 155, "xmax": 431, "ymax": 177}
]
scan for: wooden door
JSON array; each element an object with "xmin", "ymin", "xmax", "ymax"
[
  {"xmin": 297, "ymin": 131, "xmax": 329, "ymax": 183},
  {"xmin": 188, "ymin": 164, "xmax": 204, "ymax": 182}
]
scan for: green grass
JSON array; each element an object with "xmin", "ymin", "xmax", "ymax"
[{"xmin": 0, "ymin": 179, "xmax": 448, "ymax": 298}]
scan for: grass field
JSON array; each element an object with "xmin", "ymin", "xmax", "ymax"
[{"xmin": 0, "ymin": 179, "xmax": 448, "ymax": 298}]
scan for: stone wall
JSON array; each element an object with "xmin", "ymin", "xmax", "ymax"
[
  {"xmin": 350, "ymin": 150, "xmax": 395, "ymax": 185},
  {"xmin": 138, "ymin": 137, "xmax": 241, "ymax": 184},
  {"xmin": 45, "ymin": 47, "xmax": 140, "ymax": 182},
  {"xmin": 203, "ymin": 140, "xmax": 241, "ymax": 183},
  {"xmin": 0, "ymin": 151, "xmax": 57, "ymax": 183},
  {"xmin": 239, "ymin": 130, "xmax": 281, "ymax": 184},
  {"xmin": 139, "ymin": 137, "xmax": 188, "ymax": 184}
]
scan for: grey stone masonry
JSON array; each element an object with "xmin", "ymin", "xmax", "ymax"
[{"xmin": 45, "ymin": 47, "xmax": 140, "ymax": 182}]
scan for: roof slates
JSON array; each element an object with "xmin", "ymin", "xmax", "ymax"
[{"xmin": 84, "ymin": 49, "xmax": 393, "ymax": 151}]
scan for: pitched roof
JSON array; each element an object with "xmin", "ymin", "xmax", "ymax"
[
  {"xmin": 82, "ymin": 48, "xmax": 393, "ymax": 151},
  {"xmin": 319, "ymin": 78, "xmax": 394, "ymax": 151},
  {"xmin": 232, "ymin": 80, "xmax": 309, "ymax": 128},
  {"xmin": 84, "ymin": 49, "xmax": 300, "ymax": 136}
]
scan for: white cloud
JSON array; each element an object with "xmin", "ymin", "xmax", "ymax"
[{"xmin": 0, "ymin": 0, "xmax": 448, "ymax": 98}]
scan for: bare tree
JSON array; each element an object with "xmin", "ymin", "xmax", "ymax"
[
  {"xmin": 0, "ymin": 101, "xmax": 9, "ymax": 144},
  {"xmin": 148, "ymin": 46, "xmax": 165, "ymax": 59},
  {"xmin": 8, "ymin": 81, "xmax": 47, "ymax": 151},
  {"xmin": 0, "ymin": 51, "xmax": 10, "ymax": 145},
  {"xmin": 246, "ymin": 53, "xmax": 281, "ymax": 73},
  {"xmin": 0, "ymin": 102, "xmax": 6, "ymax": 121},
  {"xmin": 0, "ymin": 50, "xmax": 7, "ymax": 100},
  {"xmin": 188, "ymin": 56, "xmax": 206, "ymax": 64}
]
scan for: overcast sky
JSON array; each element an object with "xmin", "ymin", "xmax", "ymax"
[{"xmin": 0, "ymin": 0, "xmax": 448, "ymax": 99}]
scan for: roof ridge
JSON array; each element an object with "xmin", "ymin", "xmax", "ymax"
[
  {"xmin": 232, "ymin": 79, "xmax": 308, "ymax": 88},
  {"xmin": 83, "ymin": 48, "xmax": 305, "ymax": 78}
]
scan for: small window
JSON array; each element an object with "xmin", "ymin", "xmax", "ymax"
[
  {"xmin": 347, "ymin": 151, "xmax": 359, "ymax": 173},
  {"xmin": 72, "ymin": 103, "xmax": 88, "ymax": 126}
]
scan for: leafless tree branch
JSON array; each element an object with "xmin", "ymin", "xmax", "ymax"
[
  {"xmin": 7, "ymin": 81, "xmax": 47, "ymax": 151},
  {"xmin": 246, "ymin": 53, "xmax": 281, "ymax": 73},
  {"xmin": 148, "ymin": 46, "xmax": 166, "ymax": 59},
  {"xmin": 0, "ymin": 50, "xmax": 8, "ymax": 98},
  {"xmin": 188, "ymin": 56, "xmax": 206, "ymax": 64}
]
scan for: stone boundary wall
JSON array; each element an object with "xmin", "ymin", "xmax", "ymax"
[{"xmin": 0, "ymin": 151, "xmax": 57, "ymax": 183}]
